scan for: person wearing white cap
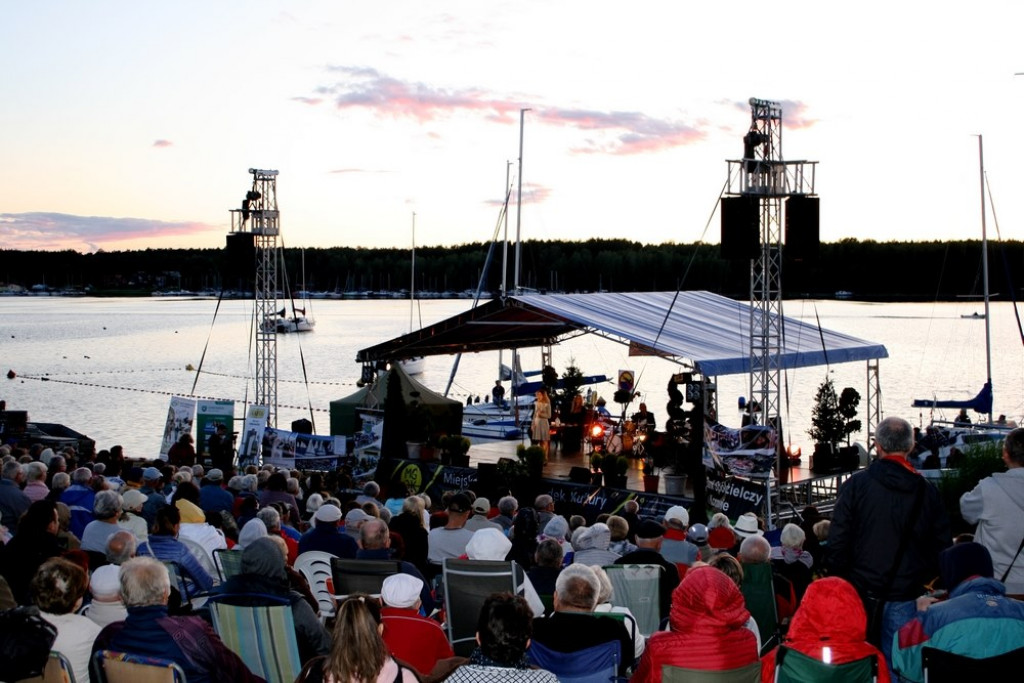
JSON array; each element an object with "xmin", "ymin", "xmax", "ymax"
[
  {"xmin": 118, "ymin": 488, "xmax": 149, "ymax": 541},
  {"xmin": 661, "ymin": 505, "xmax": 699, "ymax": 569},
  {"xmin": 380, "ymin": 573, "xmax": 454, "ymax": 677},
  {"xmin": 297, "ymin": 504, "xmax": 357, "ymax": 558},
  {"xmin": 465, "ymin": 528, "xmax": 547, "ymax": 618},
  {"xmin": 733, "ymin": 511, "xmax": 764, "ymax": 539},
  {"xmin": 464, "ymin": 496, "xmax": 502, "ymax": 532},
  {"xmin": 85, "ymin": 564, "xmax": 127, "ymax": 627},
  {"xmin": 343, "ymin": 507, "xmax": 373, "ymax": 540}
]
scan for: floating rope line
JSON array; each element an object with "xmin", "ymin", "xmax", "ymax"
[
  {"xmin": 13, "ymin": 373, "xmax": 330, "ymax": 412},
  {"xmin": 16, "ymin": 367, "xmax": 183, "ymax": 378}
]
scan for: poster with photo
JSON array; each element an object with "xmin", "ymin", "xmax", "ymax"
[{"xmin": 159, "ymin": 396, "xmax": 196, "ymax": 460}]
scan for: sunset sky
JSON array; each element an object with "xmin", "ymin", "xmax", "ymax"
[{"xmin": 2, "ymin": 1, "xmax": 1023, "ymax": 253}]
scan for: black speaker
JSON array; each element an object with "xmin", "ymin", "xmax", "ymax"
[
  {"xmin": 291, "ymin": 418, "xmax": 313, "ymax": 434},
  {"xmin": 720, "ymin": 196, "xmax": 761, "ymax": 260},
  {"xmin": 224, "ymin": 232, "xmax": 256, "ymax": 280},
  {"xmin": 785, "ymin": 196, "xmax": 820, "ymax": 260},
  {"xmin": 569, "ymin": 466, "xmax": 592, "ymax": 484}
]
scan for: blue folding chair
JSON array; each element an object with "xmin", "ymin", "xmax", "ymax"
[{"xmin": 527, "ymin": 640, "xmax": 621, "ymax": 683}]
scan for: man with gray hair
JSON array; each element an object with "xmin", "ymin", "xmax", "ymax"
[
  {"xmin": 105, "ymin": 529, "xmax": 140, "ymax": 565},
  {"xmin": 257, "ymin": 505, "xmax": 298, "ymax": 564},
  {"xmin": 60, "ymin": 466, "xmax": 96, "ymax": 539},
  {"xmin": 530, "ymin": 563, "xmax": 635, "ymax": 673},
  {"xmin": 0, "ymin": 459, "xmax": 30, "ymax": 533},
  {"xmin": 81, "ymin": 490, "xmax": 124, "ymax": 553},
  {"xmin": 355, "ymin": 518, "xmax": 434, "ymax": 613},
  {"xmin": 91, "ymin": 556, "xmax": 262, "ymax": 683},
  {"xmin": 355, "ymin": 480, "xmax": 382, "ymax": 511},
  {"xmin": 828, "ymin": 415, "xmax": 951, "ymax": 677},
  {"xmin": 494, "ymin": 495, "xmax": 518, "ymax": 532}
]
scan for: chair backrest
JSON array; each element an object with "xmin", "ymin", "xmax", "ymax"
[
  {"xmin": 213, "ymin": 548, "xmax": 244, "ymax": 582},
  {"xmin": 293, "ymin": 551, "xmax": 337, "ymax": 619},
  {"xmin": 442, "ymin": 558, "xmax": 525, "ymax": 657},
  {"xmin": 527, "ymin": 639, "xmax": 620, "ymax": 683},
  {"xmin": 774, "ymin": 645, "xmax": 877, "ymax": 683},
  {"xmin": 922, "ymin": 645, "xmax": 1024, "ymax": 681},
  {"xmin": 601, "ymin": 564, "xmax": 663, "ymax": 636},
  {"xmin": 662, "ymin": 661, "xmax": 760, "ymax": 683},
  {"xmin": 178, "ymin": 537, "xmax": 219, "ymax": 585},
  {"xmin": 16, "ymin": 650, "xmax": 77, "ymax": 683},
  {"xmin": 739, "ymin": 562, "xmax": 779, "ymax": 654},
  {"xmin": 91, "ymin": 650, "xmax": 187, "ymax": 683},
  {"xmin": 594, "ymin": 610, "xmax": 639, "ymax": 647},
  {"xmin": 329, "ymin": 557, "xmax": 402, "ymax": 599},
  {"xmin": 208, "ymin": 595, "xmax": 301, "ymax": 683}
]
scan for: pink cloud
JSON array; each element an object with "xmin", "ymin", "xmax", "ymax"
[
  {"xmin": 153, "ymin": 140, "xmax": 173, "ymax": 148},
  {"xmin": 483, "ymin": 182, "xmax": 549, "ymax": 208},
  {"xmin": 0, "ymin": 213, "xmax": 216, "ymax": 251},
  {"xmin": 307, "ymin": 67, "xmax": 706, "ymax": 154}
]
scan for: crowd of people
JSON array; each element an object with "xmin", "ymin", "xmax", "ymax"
[{"xmin": 1, "ymin": 415, "xmax": 1023, "ymax": 681}]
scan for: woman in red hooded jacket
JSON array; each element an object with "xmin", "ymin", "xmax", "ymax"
[
  {"xmin": 760, "ymin": 576, "xmax": 890, "ymax": 682},
  {"xmin": 631, "ymin": 566, "xmax": 759, "ymax": 682}
]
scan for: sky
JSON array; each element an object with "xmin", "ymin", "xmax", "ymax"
[{"xmin": 2, "ymin": 1, "xmax": 1024, "ymax": 253}]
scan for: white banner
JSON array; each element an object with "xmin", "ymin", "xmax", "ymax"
[
  {"xmin": 160, "ymin": 396, "xmax": 196, "ymax": 460},
  {"xmin": 238, "ymin": 405, "xmax": 269, "ymax": 467}
]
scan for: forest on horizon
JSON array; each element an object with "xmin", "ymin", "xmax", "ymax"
[{"xmin": 2, "ymin": 237, "xmax": 1022, "ymax": 301}]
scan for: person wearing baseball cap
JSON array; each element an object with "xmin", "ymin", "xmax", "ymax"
[
  {"xmin": 297, "ymin": 504, "xmax": 357, "ymax": 558},
  {"xmin": 465, "ymin": 496, "xmax": 502, "ymax": 532},
  {"xmin": 661, "ymin": 505, "xmax": 699, "ymax": 569},
  {"xmin": 426, "ymin": 492, "xmax": 475, "ymax": 572}
]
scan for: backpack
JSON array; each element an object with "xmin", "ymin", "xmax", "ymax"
[{"xmin": 0, "ymin": 605, "xmax": 58, "ymax": 680}]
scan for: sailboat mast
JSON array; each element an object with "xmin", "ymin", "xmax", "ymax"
[
  {"xmin": 410, "ymin": 211, "xmax": 416, "ymax": 332},
  {"xmin": 514, "ymin": 108, "xmax": 529, "ymax": 295},
  {"xmin": 978, "ymin": 135, "xmax": 993, "ymax": 421}
]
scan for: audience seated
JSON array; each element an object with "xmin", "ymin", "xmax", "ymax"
[
  {"xmin": 615, "ymin": 519, "xmax": 680, "ymax": 617},
  {"xmin": 86, "ymin": 563, "xmax": 128, "ymax": 627},
  {"xmin": 427, "ymin": 493, "xmax": 476, "ymax": 569},
  {"xmin": 92, "ymin": 556, "xmax": 263, "ymax": 683},
  {"xmin": 527, "ymin": 538, "xmax": 564, "ymax": 597},
  {"xmin": 572, "ymin": 522, "xmax": 622, "ymax": 566},
  {"xmin": 0, "ymin": 460, "xmax": 31, "ymax": 534},
  {"xmin": 531, "ymin": 564, "xmax": 635, "ymax": 674},
  {"xmin": 630, "ymin": 566, "xmax": 759, "ymax": 683},
  {"xmin": 32, "ymin": 557, "xmax": 102, "ymax": 683},
  {"xmin": 465, "ymin": 527, "xmax": 546, "ymax": 617},
  {"xmin": 761, "ymin": 576, "xmax": 889, "ymax": 682},
  {"xmin": 60, "ymin": 467, "xmax": 96, "ymax": 539},
  {"xmin": 0, "ymin": 499, "xmax": 62, "ymax": 604},
  {"xmin": 379, "ymin": 573, "xmax": 454, "ymax": 676},
  {"xmin": 770, "ymin": 523, "xmax": 814, "ymax": 604},
  {"xmin": 81, "ymin": 489, "xmax": 124, "ymax": 555},
  {"xmin": 892, "ymin": 542, "xmax": 1024, "ymax": 682},
  {"xmin": 298, "ymin": 503, "xmax": 358, "ymax": 558},
  {"xmin": 356, "ymin": 518, "xmax": 434, "ymax": 613},
  {"xmin": 147, "ymin": 504, "xmax": 216, "ymax": 593},
  {"xmin": 606, "ymin": 515, "xmax": 637, "ymax": 556}
]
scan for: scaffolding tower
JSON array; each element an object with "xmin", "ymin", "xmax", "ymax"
[
  {"xmin": 229, "ymin": 168, "xmax": 280, "ymax": 428},
  {"xmin": 725, "ymin": 98, "xmax": 817, "ymax": 459}
]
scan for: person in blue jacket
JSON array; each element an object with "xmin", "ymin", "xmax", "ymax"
[{"xmin": 892, "ymin": 542, "xmax": 1024, "ymax": 682}]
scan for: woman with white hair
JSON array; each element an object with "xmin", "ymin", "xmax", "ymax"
[
  {"xmin": 81, "ymin": 490, "xmax": 124, "ymax": 554},
  {"xmin": 770, "ymin": 522, "xmax": 813, "ymax": 602},
  {"xmin": 32, "ymin": 557, "xmax": 102, "ymax": 683}
]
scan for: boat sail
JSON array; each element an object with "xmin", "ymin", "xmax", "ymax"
[{"xmin": 399, "ymin": 212, "xmax": 425, "ymax": 375}]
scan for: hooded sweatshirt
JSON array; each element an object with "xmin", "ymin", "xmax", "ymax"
[
  {"xmin": 960, "ymin": 467, "xmax": 1024, "ymax": 594},
  {"xmin": 760, "ymin": 577, "xmax": 890, "ymax": 683},
  {"xmin": 571, "ymin": 523, "xmax": 621, "ymax": 567},
  {"xmin": 631, "ymin": 567, "xmax": 758, "ymax": 683}
]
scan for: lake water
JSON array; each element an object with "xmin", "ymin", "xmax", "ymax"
[{"xmin": 2, "ymin": 296, "xmax": 1021, "ymax": 459}]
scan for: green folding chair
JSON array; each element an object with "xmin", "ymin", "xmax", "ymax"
[
  {"xmin": 662, "ymin": 661, "xmax": 759, "ymax": 683},
  {"xmin": 774, "ymin": 645, "xmax": 877, "ymax": 683},
  {"xmin": 208, "ymin": 593, "xmax": 301, "ymax": 683},
  {"xmin": 601, "ymin": 564, "xmax": 663, "ymax": 636},
  {"xmin": 213, "ymin": 548, "xmax": 243, "ymax": 582}
]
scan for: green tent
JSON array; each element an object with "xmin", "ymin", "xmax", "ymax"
[{"xmin": 329, "ymin": 363, "xmax": 464, "ymax": 441}]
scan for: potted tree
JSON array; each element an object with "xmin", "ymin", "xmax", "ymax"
[
  {"xmin": 589, "ymin": 452, "xmax": 605, "ymax": 486},
  {"xmin": 520, "ymin": 444, "xmax": 546, "ymax": 480},
  {"xmin": 808, "ymin": 378, "xmax": 861, "ymax": 472},
  {"xmin": 438, "ymin": 434, "xmax": 471, "ymax": 467},
  {"xmin": 642, "ymin": 453, "xmax": 660, "ymax": 493},
  {"xmin": 605, "ymin": 455, "xmax": 630, "ymax": 489}
]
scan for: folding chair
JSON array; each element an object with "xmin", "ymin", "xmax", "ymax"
[
  {"xmin": 178, "ymin": 537, "xmax": 220, "ymax": 586},
  {"xmin": 661, "ymin": 662, "xmax": 760, "ymax": 683},
  {"xmin": 441, "ymin": 558, "xmax": 525, "ymax": 657},
  {"xmin": 329, "ymin": 557, "xmax": 401, "ymax": 600},
  {"xmin": 293, "ymin": 551, "xmax": 337, "ymax": 621},
  {"xmin": 162, "ymin": 561, "xmax": 208, "ymax": 610},
  {"xmin": 739, "ymin": 562, "xmax": 779, "ymax": 656},
  {"xmin": 91, "ymin": 650, "xmax": 187, "ymax": 683},
  {"xmin": 208, "ymin": 593, "xmax": 301, "ymax": 683},
  {"xmin": 774, "ymin": 645, "xmax": 877, "ymax": 683},
  {"xmin": 601, "ymin": 564, "xmax": 663, "ymax": 637},
  {"xmin": 527, "ymin": 640, "xmax": 621, "ymax": 683},
  {"xmin": 213, "ymin": 548, "xmax": 244, "ymax": 582},
  {"xmin": 16, "ymin": 650, "xmax": 77, "ymax": 683},
  {"xmin": 922, "ymin": 645, "xmax": 1024, "ymax": 682}
]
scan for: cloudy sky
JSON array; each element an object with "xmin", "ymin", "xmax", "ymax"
[{"xmin": 2, "ymin": 1, "xmax": 1023, "ymax": 253}]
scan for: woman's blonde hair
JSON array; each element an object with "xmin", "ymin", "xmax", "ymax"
[{"xmin": 326, "ymin": 595, "xmax": 387, "ymax": 682}]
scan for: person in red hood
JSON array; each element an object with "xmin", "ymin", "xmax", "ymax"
[
  {"xmin": 760, "ymin": 577, "xmax": 890, "ymax": 683},
  {"xmin": 630, "ymin": 566, "xmax": 758, "ymax": 683}
]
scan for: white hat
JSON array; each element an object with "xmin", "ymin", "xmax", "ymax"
[
  {"xmin": 733, "ymin": 512, "xmax": 764, "ymax": 538},
  {"xmin": 466, "ymin": 528, "xmax": 513, "ymax": 561},
  {"xmin": 90, "ymin": 565, "xmax": 121, "ymax": 600},
  {"xmin": 380, "ymin": 573, "xmax": 423, "ymax": 609},
  {"xmin": 664, "ymin": 505, "xmax": 689, "ymax": 528},
  {"xmin": 314, "ymin": 504, "xmax": 343, "ymax": 524},
  {"xmin": 121, "ymin": 489, "xmax": 148, "ymax": 511},
  {"xmin": 345, "ymin": 508, "xmax": 373, "ymax": 526},
  {"xmin": 472, "ymin": 497, "xmax": 491, "ymax": 515}
]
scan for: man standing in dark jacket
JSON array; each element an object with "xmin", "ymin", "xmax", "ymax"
[{"xmin": 828, "ymin": 416, "xmax": 951, "ymax": 679}]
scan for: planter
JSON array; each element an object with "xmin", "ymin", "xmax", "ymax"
[
  {"xmin": 420, "ymin": 445, "xmax": 438, "ymax": 462},
  {"xmin": 663, "ymin": 473, "xmax": 687, "ymax": 496},
  {"xmin": 605, "ymin": 474, "xmax": 628, "ymax": 489},
  {"xmin": 643, "ymin": 474, "xmax": 661, "ymax": 493},
  {"xmin": 591, "ymin": 472, "xmax": 604, "ymax": 487}
]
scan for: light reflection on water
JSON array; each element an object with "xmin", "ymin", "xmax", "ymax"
[{"xmin": 1, "ymin": 297, "xmax": 1021, "ymax": 458}]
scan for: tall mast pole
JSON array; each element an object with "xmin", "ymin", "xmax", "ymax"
[
  {"xmin": 514, "ymin": 108, "xmax": 529, "ymax": 295},
  {"xmin": 410, "ymin": 211, "xmax": 416, "ymax": 332},
  {"xmin": 978, "ymin": 135, "xmax": 993, "ymax": 422}
]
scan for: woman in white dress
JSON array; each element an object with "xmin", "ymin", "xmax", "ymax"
[{"xmin": 531, "ymin": 390, "xmax": 552, "ymax": 459}]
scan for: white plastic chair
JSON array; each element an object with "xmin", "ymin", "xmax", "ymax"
[{"xmin": 293, "ymin": 550, "xmax": 337, "ymax": 622}]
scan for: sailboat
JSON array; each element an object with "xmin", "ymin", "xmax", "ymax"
[
  {"xmin": 266, "ymin": 248, "xmax": 316, "ymax": 333},
  {"xmin": 398, "ymin": 213, "xmax": 425, "ymax": 375},
  {"xmin": 911, "ymin": 135, "xmax": 1006, "ymax": 466}
]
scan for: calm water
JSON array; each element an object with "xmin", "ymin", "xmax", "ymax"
[{"xmin": 2, "ymin": 296, "xmax": 1022, "ymax": 459}]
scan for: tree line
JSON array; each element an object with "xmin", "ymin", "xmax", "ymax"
[{"xmin": 2, "ymin": 238, "xmax": 1022, "ymax": 301}]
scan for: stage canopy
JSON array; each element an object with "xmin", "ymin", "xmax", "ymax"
[{"xmin": 356, "ymin": 291, "xmax": 888, "ymax": 377}]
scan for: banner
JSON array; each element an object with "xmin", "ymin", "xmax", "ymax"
[
  {"xmin": 237, "ymin": 405, "xmax": 269, "ymax": 468},
  {"xmin": 261, "ymin": 426, "xmax": 348, "ymax": 472},
  {"xmin": 159, "ymin": 396, "xmax": 196, "ymax": 460},
  {"xmin": 703, "ymin": 420, "xmax": 776, "ymax": 477},
  {"xmin": 196, "ymin": 400, "xmax": 234, "ymax": 456},
  {"xmin": 705, "ymin": 471, "xmax": 768, "ymax": 518}
]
